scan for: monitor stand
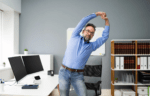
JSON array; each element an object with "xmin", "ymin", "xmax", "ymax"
[
  {"xmin": 16, "ymin": 71, "xmax": 45, "ymax": 85},
  {"xmin": 13, "ymin": 76, "xmax": 35, "ymax": 86}
]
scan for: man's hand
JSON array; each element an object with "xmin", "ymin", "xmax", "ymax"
[
  {"xmin": 95, "ymin": 11, "xmax": 109, "ymax": 26},
  {"xmin": 95, "ymin": 12, "xmax": 106, "ymax": 17},
  {"xmin": 101, "ymin": 15, "xmax": 108, "ymax": 20},
  {"xmin": 95, "ymin": 11, "xmax": 108, "ymax": 20},
  {"xmin": 95, "ymin": 12, "xmax": 103, "ymax": 16}
]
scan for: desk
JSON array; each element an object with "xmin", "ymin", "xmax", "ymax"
[{"xmin": 0, "ymin": 73, "xmax": 58, "ymax": 96}]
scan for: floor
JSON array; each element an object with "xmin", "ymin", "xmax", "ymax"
[
  {"xmin": 50, "ymin": 89, "xmax": 111, "ymax": 96},
  {"xmin": 0, "ymin": 89, "xmax": 111, "ymax": 96}
]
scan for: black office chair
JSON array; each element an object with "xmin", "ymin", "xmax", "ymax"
[{"xmin": 83, "ymin": 65, "xmax": 102, "ymax": 96}]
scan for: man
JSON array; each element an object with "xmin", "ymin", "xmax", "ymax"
[{"xmin": 58, "ymin": 11, "xmax": 110, "ymax": 96}]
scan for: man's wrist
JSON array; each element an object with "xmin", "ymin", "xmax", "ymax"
[
  {"xmin": 95, "ymin": 12, "xmax": 103, "ymax": 16},
  {"xmin": 95, "ymin": 12, "xmax": 98, "ymax": 16},
  {"xmin": 105, "ymin": 19, "xmax": 109, "ymax": 21},
  {"xmin": 105, "ymin": 19, "xmax": 109, "ymax": 26}
]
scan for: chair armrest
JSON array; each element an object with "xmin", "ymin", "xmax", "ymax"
[
  {"xmin": 97, "ymin": 81, "xmax": 102, "ymax": 95},
  {"xmin": 96, "ymin": 81, "xmax": 101, "ymax": 89},
  {"xmin": 96, "ymin": 81, "xmax": 101, "ymax": 85}
]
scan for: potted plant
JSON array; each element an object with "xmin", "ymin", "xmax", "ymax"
[
  {"xmin": 3, "ymin": 62, "xmax": 5, "ymax": 67},
  {"xmin": 24, "ymin": 49, "xmax": 28, "ymax": 55},
  {"xmin": 115, "ymin": 78, "xmax": 118, "ymax": 83}
]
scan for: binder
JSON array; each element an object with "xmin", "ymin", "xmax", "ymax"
[
  {"xmin": 137, "ymin": 57, "xmax": 140, "ymax": 69},
  {"xmin": 140, "ymin": 57, "xmax": 144, "ymax": 69},
  {"xmin": 148, "ymin": 57, "xmax": 150, "ymax": 70},
  {"xmin": 120, "ymin": 57, "xmax": 124, "ymax": 69},
  {"xmin": 143, "ymin": 57, "xmax": 147, "ymax": 69},
  {"xmin": 138, "ymin": 57, "xmax": 140, "ymax": 65},
  {"xmin": 115, "ymin": 57, "xmax": 120, "ymax": 69}
]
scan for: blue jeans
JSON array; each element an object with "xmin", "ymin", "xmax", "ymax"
[{"xmin": 58, "ymin": 66, "xmax": 87, "ymax": 96}]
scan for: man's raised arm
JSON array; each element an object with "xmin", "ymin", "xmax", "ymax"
[
  {"xmin": 92, "ymin": 12, "xmax": 110, "ymax": 51},
  {"xmin": 71, "ymin": 12, "xmax": 102, "ymax": 38}
]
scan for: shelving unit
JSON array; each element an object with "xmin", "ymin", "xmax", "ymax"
[
  {"xmin": 111, "ymin": 68, "xmax": 150, "ymax": 71},
  {"xmin": 111, "ymin": 39, "xmax": 150, "ymax": 96}
]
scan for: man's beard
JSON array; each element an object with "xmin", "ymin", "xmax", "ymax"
[{"xmin": 83, "ymin": 34, "xmax": 91, "ymax": 42}]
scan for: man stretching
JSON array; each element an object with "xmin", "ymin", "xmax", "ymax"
[{"xmin": 58, "ymin": 11, "xmax": 110, "ymax": 96}]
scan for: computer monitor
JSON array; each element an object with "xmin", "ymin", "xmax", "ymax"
[
  {"xmin": 22, "ymin": 55, "xmax": 44, "ymax": 74},
  {"xmin": 8, "ymin": 56, "xmax": 27, "ymax": 82}
]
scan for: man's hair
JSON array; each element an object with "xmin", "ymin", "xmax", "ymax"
[{"xmin": 84, "ymin": 23, "xmax": 96, "ymax": 31}]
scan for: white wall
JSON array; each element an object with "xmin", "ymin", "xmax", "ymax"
[
  {"xmin": 0, "ymin": 11, "xmax": 2, "ymax": 67},
  {"xmin": 0, "ymin": 0, "xmax": 21, "ymax": 13}
]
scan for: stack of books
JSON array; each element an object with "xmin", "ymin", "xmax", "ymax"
[
  {"xmin": 114, "ymin": 43, "xmax": 135, "ymax": 54},
  {"xmin": 137, "ymin": 43, "xmax": 150, "ymax": 54},
  {"xmin": 124, "ymin": 57, "xmax": 135, "ymax": 69}
]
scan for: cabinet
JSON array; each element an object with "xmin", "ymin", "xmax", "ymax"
[{"xmin": 111, "ymin": 39, "xmax": 150, "ymax": 96}]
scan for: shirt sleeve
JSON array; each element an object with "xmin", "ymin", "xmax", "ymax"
[
  {"xmin": 71, "ymin": 13, "xmax": 97, "ymax": 38},
  {"xmin": 92, "ymin": 26, "xmax": 110, "ymax": 51}
]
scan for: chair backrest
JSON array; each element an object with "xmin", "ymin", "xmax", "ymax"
[{"xmin": 83, "ymin": 65, "xmax": 102, "ymax": 77}]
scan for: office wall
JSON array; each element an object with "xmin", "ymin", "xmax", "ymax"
[
  {"xmin": 19, "ymin": 0, "xmax": 150, "ymax": 89},
  {"xmin": 0, "ymin": 0, "xmax": 21, "ymax": 13}
]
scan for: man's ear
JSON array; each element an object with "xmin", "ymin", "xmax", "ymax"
[
  {"xmin": 82, "ymin": 30, "xmax": 84, "ymax": 34},
  {"xmin": 83, "ymin": 29, "xmax": 85, "ymax": 33},
  {"xmin": 81, "ymin": 30, "xmax": 84, "ymax": 36}
]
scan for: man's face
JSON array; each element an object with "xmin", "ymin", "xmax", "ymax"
[{"xmin": 82, "ymin": 26, "xmax": 95, "ymax": 41}]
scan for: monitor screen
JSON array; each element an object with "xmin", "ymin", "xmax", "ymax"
[
  {"xmin": 8, "ymin": 56, "xmax": 27, "ymax": 82},
  {"xmin": 22, "ymin": 55, "xmax": 44, "ymax": 74}
]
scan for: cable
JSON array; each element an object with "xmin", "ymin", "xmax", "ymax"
[{"xmin": 4, "ymin": 81, "xmax": 17, "ymax": 86}]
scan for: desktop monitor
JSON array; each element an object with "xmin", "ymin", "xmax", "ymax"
[
  {"xmin": 8, "ymin": 56, "xmax": 27, "ymax": 82},
  {"xmin": 22, "ymin": 55, "xmax": 44, "ymax": 74}
]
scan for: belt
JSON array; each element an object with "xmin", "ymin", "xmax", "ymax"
[{"xmin": 62, "ymin": 64, "xmax": 84, "ymax": 72}]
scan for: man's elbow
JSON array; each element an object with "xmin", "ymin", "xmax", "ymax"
[
  {"xmin": 104, "ymin": 35, "xmax": 109, "ymax": 42},
  {"xmin": 104, "ymin": 34, "xmax": 109, "ymax": 40},
  {"xmin": 106, "ymin": 35, "xmax": 109, "ymax": 40}
]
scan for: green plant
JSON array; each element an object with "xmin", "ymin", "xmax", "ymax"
[
  {"xmin": 24, "ymin": 49, "xmax": 28, "ymax": 51},
  {"xmin": 115, "ymin": 78, "xmax": 118, "ymax": 80},
  {"xmin": 3, "ymin": 62, "xmax": 5, "ymax": 66}
]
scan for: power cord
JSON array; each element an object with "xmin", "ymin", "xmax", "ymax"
[{"xmin": 4, "ymin": 81, "xmax": 17, "ymax": 86}]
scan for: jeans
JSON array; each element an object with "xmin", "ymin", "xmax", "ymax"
[{"xmin": 59, "ymin": 66, "xmax": 87, "ymax": 96}]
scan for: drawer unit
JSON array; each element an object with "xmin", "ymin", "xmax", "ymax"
[
  {"xmin": 138, "ymin": 94, "xmax": 148, "ymax": 96},
  {"xmin": 138, "ymin": 86, "xmax": 148, "ymax": 94},
  {"xmin": 123, "ymin": 93, "xmax": 135, "ymax": 96},
  {"xmin": 121, "ymin": 89, "xmax": 135, "ymax": 96}
]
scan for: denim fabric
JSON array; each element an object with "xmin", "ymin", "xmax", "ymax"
[{"xmin": 59, "ymin": 66, "xmax": 87, "ymax": 96}]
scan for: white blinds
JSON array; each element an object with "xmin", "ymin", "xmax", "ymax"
[{"xmin": 0, "ymin": 10, "xmax": 3, "ymax": 66}]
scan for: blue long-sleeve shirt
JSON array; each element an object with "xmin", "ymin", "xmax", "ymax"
[{"xmin": 62, "ymin": 13, "xmax": 110, "ymax": 69}]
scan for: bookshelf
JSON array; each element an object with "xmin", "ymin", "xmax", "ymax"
[{"xmin": 111, "ymin": 39, "xmax": 150, "ymax": 96}]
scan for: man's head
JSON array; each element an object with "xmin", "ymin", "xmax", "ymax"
[{"xmin": 82, "ymin": 23, "xmax": 96, "ymax": 41}]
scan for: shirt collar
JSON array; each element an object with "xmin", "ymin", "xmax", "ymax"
[{"xmin": 81, "ymin": 37, "xmax": 89, "ymax": 43}]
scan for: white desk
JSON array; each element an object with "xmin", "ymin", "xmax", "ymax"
[{"xmin": 0, "ymin": 72, "xmax": 58, "ymax": 96}]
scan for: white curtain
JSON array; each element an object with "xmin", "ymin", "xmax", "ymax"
[{"xmin": 0, "ymin": 10, "xmax": 3, "ymax": 66}]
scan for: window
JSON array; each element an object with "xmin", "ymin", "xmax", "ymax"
[{"xmin": 0, "ymin": 10, "xmax": 3, "ymax": 66}]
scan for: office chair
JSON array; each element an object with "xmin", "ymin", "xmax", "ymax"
[{"xmin": 83, "ymin": 64, "xmax": 102, "ymax": 96}]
